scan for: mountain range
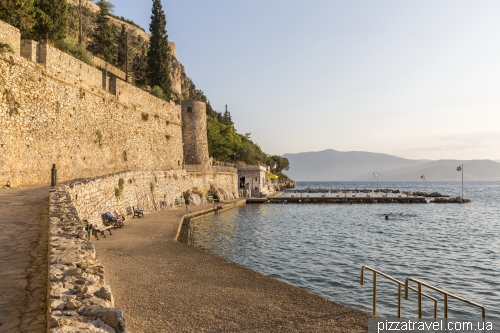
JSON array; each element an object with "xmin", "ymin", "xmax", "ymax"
[{"xmin": 283, "ymin": 149, "xmax": 500, "ymax": 181}]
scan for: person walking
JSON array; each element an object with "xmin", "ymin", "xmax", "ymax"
[{"xmin": 183, "ymin": 190, "xmax": 192, "ymax": 211}]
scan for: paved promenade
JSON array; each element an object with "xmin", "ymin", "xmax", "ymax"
[
  {"xmin": 0, "ymin": 186, "xmax": 49, "ymax": 333},
  {"xmin": 94, "ymin": 200, "xmax": 371, "ymax": 332}
]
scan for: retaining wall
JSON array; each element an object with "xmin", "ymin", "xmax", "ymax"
[{"xmin": 48, "ymin": 169, "xmax": 238, "ymax": 332}]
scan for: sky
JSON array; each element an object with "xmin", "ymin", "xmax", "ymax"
[{"xmin": 112, "ymin": 0, "xmax": 500, "ymax": 161}]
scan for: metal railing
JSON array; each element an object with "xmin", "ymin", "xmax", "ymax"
[
  {"xmin": 361, "ymin": 266, "xmax": 438, "ymax": 317},
  {"xmin": 405, "ymin": 277, "xmax": 486, "ymax": 318}
]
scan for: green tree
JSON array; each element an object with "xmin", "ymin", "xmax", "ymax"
[
  {"xmin": 207, "ymin": 117, "xmax": 242, "ymax": 162},
  {"xmin": 31, "ymin": 0, "xmax": 67, "ymax": 42},
  {"xmin": 87, "ymin": 0, "xmax": 117, "ymax": 64},
  {"xmin": 132, "ymin": 41, "xmax": 148, "ymax": 87},
  {"xmin": 0, "ymin": 0, "xmax": 35, "ymax": 37},
  {"xmin": 147, "ymin": 0, "xmax": 171, "ymax": 98},
  {"xmin": 116, "ymin": 24, "xmax": 128, "ymax": 70},
  {"xmin": 222, "ymin": 105, "xmax": 233, "ymax": 125}
]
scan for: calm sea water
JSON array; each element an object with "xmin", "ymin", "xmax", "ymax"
[{"xmin": 191, "ymin": 181, "xmax": 500, "ymax": 318}]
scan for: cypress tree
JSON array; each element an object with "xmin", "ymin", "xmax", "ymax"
[
  {"xmin": 147, "ymin": 0, "xmax": 171, "ymax": 98},
  {"xmin": 88, "ymin": 0, "xmax": 117, "ymax": 65},
  {"xmin": 31, "ymin": 0, "xmax": 67, "ymax": 42},
  {"xmin": 0, "ymin": 0, "xmax": 35, "ymax": 37},
  {"xmin": 132, "ymin": 41, "xmax": 148, "ymax": 88},
  {"xmin": 117, "ymin": 24, "xmax": 128, "ymax": 70}
]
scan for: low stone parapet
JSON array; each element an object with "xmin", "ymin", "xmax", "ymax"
[{"xmin": 49, "ymin": 185, "xmax": 126, "ymax": 333}]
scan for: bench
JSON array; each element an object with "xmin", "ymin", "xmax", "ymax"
[
  {"xmin": 84, "ymin": 217, "xmax": 113, "ymax": 240},
  {"xmin": 208, "ymin": 195, "xmax": 219, "ymax": 203},
  {"xmin": 132, "ymin": 206, "xmax": 144, "ymax": 218}
]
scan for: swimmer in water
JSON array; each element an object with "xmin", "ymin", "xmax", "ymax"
[
  {"xmin": 385, "ymin": 215, "xmax": 389, "ymax": 220},
  {"xmin": 400, "ymin": 212, "xmax": 404, "ymax": 216}
]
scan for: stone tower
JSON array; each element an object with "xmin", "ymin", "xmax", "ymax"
[{"xmin": 181, "ymin": 101, "xmax": 210, "ymax": 168}]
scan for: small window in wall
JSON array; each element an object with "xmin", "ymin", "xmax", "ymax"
[
  {"xmin": 123, "ymin": 151, "xmax": 128, "ymax": 162},
  {"xmin": 187, "ymin": 107, "xmax": 193, "ymax": 113}
]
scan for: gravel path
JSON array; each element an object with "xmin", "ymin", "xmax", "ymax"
[{"xmin": 94, "ymin": 200, "xmax": 371, "ymax": 332}]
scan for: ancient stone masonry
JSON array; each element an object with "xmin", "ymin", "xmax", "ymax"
[
  {"xmin": 0, "ymin": 19, "xmax": 189, "ymax": 187},
  {"xmin": 65, "ymin": 169, "xmax": 238, "ymax": 219},
  {"xmin": 49, "ymin": 185, "xmax": 127, "ymax": 333},
  {"xmin": 48, "ymin": 169, "xmax": 237, "ymax": 332},
  {"xmin": 181, "ymin": 101, "xmax": 210, "ymax": 169},
  {"xmin": 0, "ymin": 20, "xmax": 20, "ymax": 53}
]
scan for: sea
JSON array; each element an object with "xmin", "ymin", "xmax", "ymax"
[{"xmin": 191, "ymin": 181, "xmax": 500, "ymax": 319}]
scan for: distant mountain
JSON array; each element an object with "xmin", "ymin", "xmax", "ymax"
[
  {"xmin": 376, "ymin": 159, "xmax": 500, "ymax": 181},
  {"xmin": 283, "ymin": 149, "xmax": 429, "ymax": 181},
  {"xmin": 283, "ymin": 149, "xmax": 500, "ymax": 181}
]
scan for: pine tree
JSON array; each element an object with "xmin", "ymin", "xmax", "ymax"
[
  {"xmin": 132, "ymin": 41, "xmax": 148, "ymax": 88},
  {"xmin": 222, "ymin": 105, "xmax": 233, "ymax": 125},
  {"xmin": 31, "ymin": 0, "xmax": 67, "ymax": 42},
  {"xmin": 0, "ymin": 0, "xmax": 35, "ymax": 37},
  {"xmin": 87, "ymin": 0, "xmax": 117, "ymax": 65},
  {"xmin": 147, "ymin": 0, "xmax": 171, "ymax": 98}
]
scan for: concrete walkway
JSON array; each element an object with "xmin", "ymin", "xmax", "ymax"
[
  {"xmin": 94, "ymin": 200, "xmax": 371, "ymax": 332},
  {"xmin": 0, "ymin": 186, "xmax": 49, "ymax": 333}
]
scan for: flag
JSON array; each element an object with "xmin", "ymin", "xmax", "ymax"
[
  {"xmin": 421, "ymin": 174, "xmax": 426, "ymax": 181},
  {"xmin": 373, "ymin": 172, "xmax": 378, "ymax": 177},
  {"xmin": 456, "ymin": 166, "xmax": 462, "ymax": 171}
]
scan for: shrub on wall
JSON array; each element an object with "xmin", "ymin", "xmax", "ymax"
[
  {"xmin": 150, "ymin": 85, "xmax": 166, "ymax": 100},
  {"xmin": 114, "ymin": 178, "xmax": 125, "ymax": 199},
  {"xmin": 94, "ymin": 130, "xmax": 103, "ymax": 147},
  {"xmin": 0, "ymin": 43, "xmax": 14, "ymax": 54},
  {"xmin": 141, "ymin": 113, "xmax": 149, "ymax": 121},
  {"xmin": 55, "ymin": 37, "xmax": 93, "ymax": 65}
]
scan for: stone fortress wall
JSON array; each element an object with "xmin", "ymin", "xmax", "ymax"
[{"xmin": 0, "ymin": 20, "xmax": 188, "ymax": 187}]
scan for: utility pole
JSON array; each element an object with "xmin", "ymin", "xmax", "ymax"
[{"xmin": 78, "ymin": 0, "xmax": 83, "ymax": 45}]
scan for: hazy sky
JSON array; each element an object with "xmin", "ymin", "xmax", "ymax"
[{"xmin": 113, "ymin": 0, "xmax": 500, "ymax": 161}]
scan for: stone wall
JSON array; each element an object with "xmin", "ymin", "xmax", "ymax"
[
  {"xmin": 181, "ymin": 101, "xmax": 210, "ymax": 168},
  {"xmin": 0, "ymin": 20, "xmax": 20, "ymax": 54},
  {"xmin": 0, "ymin": 49, "xmax": 184, "ymax": 187},
  {"xmin": 48, "ymin": 169, "xmax": 237, "ymax": 332},
  {"xmin": 46, "ymin": 170, "xmax": 237, "ymax": 333},
  {"xmin": 64, "ymin": 169, "xmax": 238, "ymax": 219},
  {"xmin": 49, "ymin": 185, "xmax": 127, "ymax": 333}
]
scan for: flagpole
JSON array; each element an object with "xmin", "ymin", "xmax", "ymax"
[
  {"xmin": 461, "ymin": 164, "xmax": 464, "ymax": 202},
  {"xmin": 377, "ymin": 172, "xmax": 378, "ymax": 188}
]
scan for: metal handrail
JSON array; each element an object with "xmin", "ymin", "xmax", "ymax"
[
  {"xmin": 405, "ymin": 277, "xmax": 486, "ymax": 318},
  {"xmin": 361, "ymin": 266, "xmax": 438, "ymax": 317}
]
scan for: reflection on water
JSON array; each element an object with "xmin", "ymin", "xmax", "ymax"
[{"xmin": 192, "ymin": 181, "xmax": 500, "ymax": 318}]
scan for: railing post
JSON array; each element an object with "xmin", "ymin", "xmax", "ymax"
[
  {"xmin": 418, "ymin": 282, "xmax": 422, "ymax": 318},
  {"xmin": 50, "ymin": 164, "xmax": 57, "ymax": 187},
  {"xmin": 373, "ymin": 270, "xmax": 377, "ymax": 316},
  {"xmin": 397, "ymin": 284, "xmax": 401, "ymax": 318},
  {"xmin": 444, "ymin": 293, "xmax": 448, "ymax": 318}
]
